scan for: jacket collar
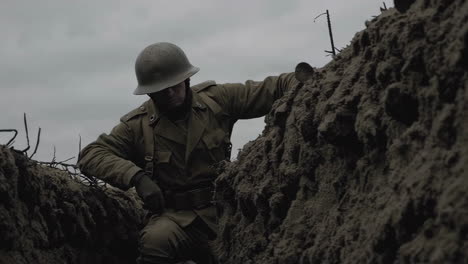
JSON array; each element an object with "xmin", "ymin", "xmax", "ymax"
[
  {"xmin": 145, "ymin": 92, "xmax": 209, "ymax": 159},
  {"xmin": 145, "ymin": 90, "xmax": 207, "ymax": 126},
  {"xmin": 191, "ymin": 92, "xmax": 207, "ymax": 110},
  {"xmin": 185, "ymin": 92, "xmax": 208, "ymax": 161},
  {"xmin": 142, "ymin": 99, "xmax": 159, "ymax": 126}
]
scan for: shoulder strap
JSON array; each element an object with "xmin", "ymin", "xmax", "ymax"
[
  {"xmin": 192, "ymin": 81, "xmax": 225, "ymax": 119},
  {"xmin": 191, "ymin": 80, "xmax": 216, "ymax": 93},
  {"xmin": 120, "ymin": 105, "xmax": 147, "ymax": 122},
  {"xmin": 197, "ymin": 92, "xmax": 223, "ymax": 119}
]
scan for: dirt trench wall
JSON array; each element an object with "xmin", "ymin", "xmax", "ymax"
[
  {"xmin": 0, "ymin": 146, "xmax": 145, "ymax": 264},
  {"xmin": 214, "ymin": 0, "xmax": 468, "ymax": 263}
]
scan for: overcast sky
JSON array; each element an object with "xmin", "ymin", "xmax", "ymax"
[{"xmin": 1, "ymin": 0, "xmax": 391, "ymax": 163}]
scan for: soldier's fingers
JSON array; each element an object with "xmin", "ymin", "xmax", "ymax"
[{"xmin": 295, "ymin": 62, "xmax": 314, "ymax": 83}]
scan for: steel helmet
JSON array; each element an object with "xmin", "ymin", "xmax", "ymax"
[{"xmin": 133, "ymin": 42, "xmax": 199, "ymax": 95}]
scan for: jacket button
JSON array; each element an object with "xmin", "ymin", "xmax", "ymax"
[
  {"xmin": 140, "ymin": 106, "xmax": 145, "ymax": 111},
  {"xmin": 150, "ymin": 115, "xmax": 155, "ymax": 121}
]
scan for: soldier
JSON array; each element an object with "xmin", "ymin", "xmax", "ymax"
[{"xmin": 78, "ymin": 42, "xmax": 301, "ymax": 264}]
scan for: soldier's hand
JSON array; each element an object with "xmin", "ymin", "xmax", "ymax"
[
  {"xmin": 295, "ymin": 62, "xmax": 315, "ymax": 84},
  {"xmin": 132, "ymin": 171, "xmax": 165, "ymax": 214}
]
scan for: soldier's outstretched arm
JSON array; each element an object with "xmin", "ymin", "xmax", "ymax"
[
  {"xmin": 78, "ymin": 122, "xmax": 142, "ymax": 190},
  {"xmin": 206, "ymin": 72, "xmax": 299, "ymax": 119}
]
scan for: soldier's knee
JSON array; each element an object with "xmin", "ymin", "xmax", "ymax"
[
  {"xmin": 139, "ymin": 217, "xmax": 184, "ymax": 258},
  {"xmin": 139, "ymin": 217, "xmax": 180, "ymax": 258}
]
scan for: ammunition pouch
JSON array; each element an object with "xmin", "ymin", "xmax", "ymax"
[{"xmin": 165, "ymin": 187, "xmax": 214, "ymax": 210}]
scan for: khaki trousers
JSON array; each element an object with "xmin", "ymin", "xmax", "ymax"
[{"xmin": 137, "ymin": 215, "xmax": 217, "ymax": 264}]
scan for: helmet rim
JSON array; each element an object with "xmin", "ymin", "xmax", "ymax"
[{"xmin": 133, "ymin": 65, "xmax": 199, "ymax": 95}]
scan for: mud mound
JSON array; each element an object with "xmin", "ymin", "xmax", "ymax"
[
  {"xmin": 0, "ymin": 146, "xmax": 145, "ymax": 264},
  {"xmin": 215, "ymin": 0, "xmax": 468, "ymax": 263}
]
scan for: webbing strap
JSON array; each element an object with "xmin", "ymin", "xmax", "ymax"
[
  {"xmin": 197, "ymin": 92, "xmax": 223, "ymax": 119},
  {"xmin": 142, "ymin": 115, "xmax": 155, "ymax": 177}
]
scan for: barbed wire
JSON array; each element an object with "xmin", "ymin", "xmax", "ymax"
[
  {"xmin": 36, "ymin": 159, "xmax": 105, "ymax": 188},
  {"xmin": 1, "ymin": 114, "xmax": 105, "ymax": 189}
]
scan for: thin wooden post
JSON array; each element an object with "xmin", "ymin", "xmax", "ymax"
[{"xmin": 326, "ymin": 10, "xmax": 336, "ymax": 57}]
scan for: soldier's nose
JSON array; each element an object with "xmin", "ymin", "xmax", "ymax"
[{"xmin": 166, "ymin": 87, "xmax": 176, "ymax": 96}]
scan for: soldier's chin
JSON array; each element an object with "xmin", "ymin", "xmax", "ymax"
[{"xmin": 166, "ymin": 100, "xmax": 183, "ymax": 110}]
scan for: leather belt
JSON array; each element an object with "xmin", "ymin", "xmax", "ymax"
[{"xmin": 165, "ymin": 187, "xmax": 214, "ymax": 210}]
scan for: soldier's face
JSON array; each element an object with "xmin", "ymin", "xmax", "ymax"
[{"xmin": 149, "ymin": 81, "xmax": 186, "ymax": 110}]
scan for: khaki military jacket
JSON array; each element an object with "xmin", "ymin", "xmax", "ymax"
[{"xmin": 78, "ymin": 72, "xmax": 299, "ymax": 232}]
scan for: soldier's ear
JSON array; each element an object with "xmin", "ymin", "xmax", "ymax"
[{"xmin": 295, "ymin": 62, "xmax": 315, "ymax": 83}]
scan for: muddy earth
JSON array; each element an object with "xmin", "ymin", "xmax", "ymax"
[
  {"xmin": 0, "ymin": 147, "xmax": 145, "ymax": 263},
  {"xmin": 214, "ymin": 0, "xmax": 468, "ymax": 263},
  {"xmin": 1, "ymin": 0, "xmax": 467, "ymax": 263}
]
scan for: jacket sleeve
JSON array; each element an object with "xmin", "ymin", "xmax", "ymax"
[
  {"xmin": 207, "ymin": 72, "xmax": 299, "ymax": 119},
  {"xmin": 77, "ymin": 121, "xmax": 143, "ymax": 190}
]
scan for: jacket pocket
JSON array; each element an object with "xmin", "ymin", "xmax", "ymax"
[
  {"xmin": 202, "ymin": 129, "xmax": 231, "ymax": 161},
  {"xmin": 202, "ymin": 129, "xmax": 225, "ymax": 149},
  {"xmin": 155, "ymin": 151, "xmax": 172, "ymax": 164}
]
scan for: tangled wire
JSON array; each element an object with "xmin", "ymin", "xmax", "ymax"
[{"xmin": 1, "ymin": 114, "xmax": 105, "ymax": 188}]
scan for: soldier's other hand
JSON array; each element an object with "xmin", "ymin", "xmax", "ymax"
[
  {"xmin": 132, "ymin": 171, "xmax": 165, "ymax": 214},
  {"xmin": 295, "ymin": 62, "xmax": 315, "ymax": 84}
]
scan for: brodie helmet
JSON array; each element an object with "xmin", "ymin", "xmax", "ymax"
[{"xmin": 133, "ymin": 42, "xmax": 199, "ymax": 95}]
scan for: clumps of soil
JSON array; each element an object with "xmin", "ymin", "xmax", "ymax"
[
  {"xmin": 1, "ymin": 0, "xmax": 467, "ymax": 263},
  {"xmin": 0, "ymin": 146, "xmax": 145, "ymax": 264},
  {"xmin": 214, "ymin": 0, "xmax": 468, "ymax": 263}
]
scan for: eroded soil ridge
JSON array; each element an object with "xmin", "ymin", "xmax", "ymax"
[
  {"xmin": 214, "ymin": 0, "xmax": 468, "ymax": 263},
  {"xmin": 0, "ymin": 146, "xmax": 145, "ymax": 264}
]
